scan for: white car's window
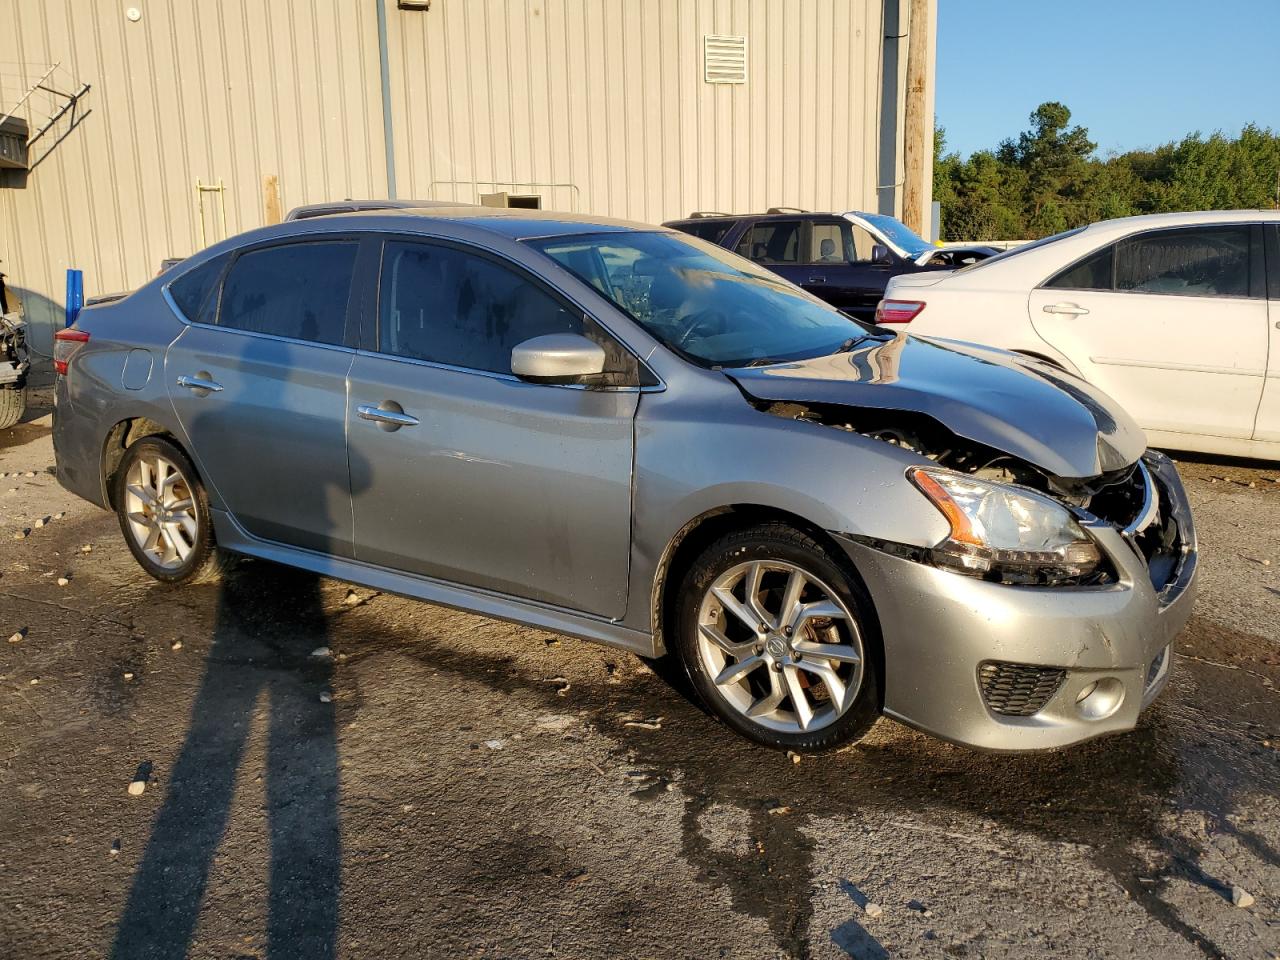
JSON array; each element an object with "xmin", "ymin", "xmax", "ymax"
[
  {"xmin": 1115, "ymin": 227, "xmax": 1251, "ymax": 298},
  {"xmin": 956, "ymin": 227, "xmax": 1085, "ymax": 274},
  {"xmin": 1044, "ymin": 245, "xmax": 1114, "ymax": 291}
]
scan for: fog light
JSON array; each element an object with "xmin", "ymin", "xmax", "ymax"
[{"xmin": 1075, "ymin": 677, "xmax": 1124, "ymax": 720}]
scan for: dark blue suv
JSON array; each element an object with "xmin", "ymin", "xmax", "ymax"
[{"xmin": 664, "ymin": 209, "xmax": 997, "ymax": 319}]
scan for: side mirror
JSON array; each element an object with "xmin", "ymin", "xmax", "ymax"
[
  {"xmin": 871, "ymin": 243, "xmax": 893, "ymax": 265},
  {"xmin": 511, "ymin": 333, "xmax": 607, "ymax": 385}
]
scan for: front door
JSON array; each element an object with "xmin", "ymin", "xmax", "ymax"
[
  {"xmin": 799, "ymin": 218, "xmax": 893, "ymax": 318},
  {"xmin": 165, "ymin": 239, "xmax": 361, "ymax": 555},
  {"xmin": 346, "ymin": 238, "xmax": 638, "ymax": 619},
  {"xmin": 1029, "ymin": 224, "xmax": 1269, "ymax": 440}
]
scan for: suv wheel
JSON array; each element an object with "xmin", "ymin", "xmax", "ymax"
[
  {"xmin": 676, "ymin": 523, "xmax": 880, "ymax": 752},
  {"xmin": 113, "ymin": 436, "xmax": 226, "ymax": 583}
]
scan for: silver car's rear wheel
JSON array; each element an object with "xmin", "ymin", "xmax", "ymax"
[
  {"xmin": 113, "ymin": 436, "xmax": 227, "ymax": 584},
  {"xmin": 123, "ymin": 453, "xmax": 198, "ymax": 570},
  {"xmin": 696, "ymin": 559, "xmax": 865, "ymax": 734}
]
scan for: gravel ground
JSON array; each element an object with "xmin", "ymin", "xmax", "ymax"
[{"xmin": 0, "ymin": 385, "xmax": 1277, "ymax": 960}]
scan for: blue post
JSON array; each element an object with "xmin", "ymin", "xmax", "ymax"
[{"xmin": 65, "ymin": 269, "xmax": 83, "ymax": 327}]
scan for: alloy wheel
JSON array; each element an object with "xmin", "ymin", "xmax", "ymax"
[
  {"xmin": 695, "ymin": 559, "xmax": 865, "ymax": 734},
  {"xmin": 123, "ymin": 454, "xmax": 199, "ymax": 570}
]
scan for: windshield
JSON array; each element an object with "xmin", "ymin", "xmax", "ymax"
[
  {"xmin": 857, "ymin": 213, "xmax": 930, "ymax": 257},
  {"xmin": 529, "ymin": 231, "xmax": 867, "ymax": 368}
]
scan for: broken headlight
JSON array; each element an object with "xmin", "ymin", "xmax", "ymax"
[{"xmin": 908, "ymin": 467, "xmax": 1101, "ymax": 584}]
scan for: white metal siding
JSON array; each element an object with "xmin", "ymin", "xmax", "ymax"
[{"xmin": 0, "ymin": 0, "xmax": 929, "ymax": 351}]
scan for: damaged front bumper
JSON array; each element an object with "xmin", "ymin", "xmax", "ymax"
[{"xmin": 837, "ymin": 452, "xmax": 1197, "ymax": 751}]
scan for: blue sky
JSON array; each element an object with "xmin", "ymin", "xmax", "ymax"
[{"xmin": 936, "ymin": 0, "xmax": 1280, "ymax": 158}]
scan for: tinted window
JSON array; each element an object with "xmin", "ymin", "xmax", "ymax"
[
  {"xmin": 673, "ymin": 221, "xmax": 734, "ymax": 245},
  {"xmin": 735, "ymin": 221, "xmax": 801, "ymax": 264},
  {"xmin": 168, "ymin": 253, "xmax": 229, "ymax": 324},
  {"xmin": 1115, "ymin": 227, "xmax": 1251, "ymax": 298},
  {"xmin": 219, "ymin": 242, "xmax": 357, "ymax": 344},
  {"xmin": 379, "ymin": 241, "xmax": 581, "ymax": 374},
  {"xmin": 1046, "ymin": 245, "xmax": 1114, "ymax": 291},
  {"xmin": 533, "ymin": 231, "xmax": 865, "ymax": 368}
]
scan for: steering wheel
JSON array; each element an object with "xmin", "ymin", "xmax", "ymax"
[{"xmin": 675, "ymin": 309, "xmax": 729, "ymax": 349}]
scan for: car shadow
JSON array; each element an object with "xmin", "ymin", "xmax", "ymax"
[{"xmin": 110, "ymin": 563, "xmax": 340, "ymax": 959}]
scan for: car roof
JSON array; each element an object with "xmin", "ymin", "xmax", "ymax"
[
  {"xmin": 312, "ymin": 205, "xmax": 663, "ymax": 239},
  {"xmin": 665, "ymin": 210, "xmax": 879, "ymax": 225},
  {"xmin": 1083, "ymin": 209, "xmax": 1280, "ymax": 233}
]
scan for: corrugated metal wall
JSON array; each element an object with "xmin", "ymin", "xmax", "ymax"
[
  {"xmin": 0, "ymin": 0, "xmax": 927, "ymax": 354},
  {"xmin": 0, "ymin": 0, "xmax": 388, "ymax": 349},
  {"xmin": 385, "ymin": 0, "xmax": 887, "ymax": 224}
]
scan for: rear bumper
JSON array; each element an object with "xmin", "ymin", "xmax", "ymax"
[{"xmin": 836, "ymin": 458, "xmax": 1198, "ymax": 752}]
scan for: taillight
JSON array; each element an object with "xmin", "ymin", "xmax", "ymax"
[
  {"xmin": 875, "ymin": 299, "xmax": 926, "ymax": 324},
  {"xmin": 53, "ymin": 328, "xmax": 90, "ymax": 375}
]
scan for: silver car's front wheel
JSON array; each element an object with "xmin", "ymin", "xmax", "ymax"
[
  {"xmin": 677, "ymin": 523, "xmax": 881, "ymax": 751},
  {"xmin": 696, "ymin": 560, "xmax": 865, "ymax": 735}
]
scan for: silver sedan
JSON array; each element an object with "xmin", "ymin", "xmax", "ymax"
[{"xmin": 52, "ymin": 208, "xmax": 1197, "ymax": 752}]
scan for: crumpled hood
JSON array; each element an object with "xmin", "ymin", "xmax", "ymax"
[{"xmin": 728, "ymin": 333, "xmax": 1147, "ymax": 479}]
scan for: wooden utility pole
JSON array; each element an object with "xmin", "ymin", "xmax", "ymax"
[
  {"xmin": 902, "ymin": 0, "xmax": 929, "ymax": 235},
  {"xmin": 262, "ymin": 174, "xmax": 282, "ymax": 225}
]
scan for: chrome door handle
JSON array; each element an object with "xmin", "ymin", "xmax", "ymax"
[
  {"xmin": 176, "ymin": 375, "xmax": 224, "ymax": 392},
  {"xmin": 1042, "ymin": 302, "xmax": 1090, "ymax": 317},
  {"xmin": 357, "ymin": 404, "xmax": 419, "ymax": 428},
  {"xmin": 808, "ymin": 276, "xmax": 827, "ymax": 284}
]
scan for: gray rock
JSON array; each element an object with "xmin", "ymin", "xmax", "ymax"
[
  {"xmin": 1232, "ymin": 886, "xmax": 1255, "ymax": 908},
  {"xmin": 864, "ymin": 902, "xmax": 883, "ymax": 918}
]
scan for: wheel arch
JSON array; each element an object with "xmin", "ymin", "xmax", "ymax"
[
  {"xmin": 650, "ymin": 503, "xmax": 880, "ymax": 662},
  {"xmin": 100, "ymin": 415, "xmax": 188, "ymax": 509}
]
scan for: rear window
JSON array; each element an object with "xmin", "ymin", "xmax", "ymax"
[
  {"xmin": 218, "ymin": 241, "xmax": 358, "ymax": 345},
  {"xmin": 167, "ymin": 253, "xmax": 229, "ymax": 324},
  {"xmin": 670, "ymin": 220, "xmax": 735, "ymax": 245},
  {"xmin": 735, "ymin": 220, "xmax": 801, "ymax": 264},
  {"xmin": 1045, "ymin": 246, "xmax": 1114, "ymax": 291}
]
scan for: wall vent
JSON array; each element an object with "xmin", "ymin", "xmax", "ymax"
[{"xmin": 703, "ymin": 35, "xmax": 747, "ymax": 84}]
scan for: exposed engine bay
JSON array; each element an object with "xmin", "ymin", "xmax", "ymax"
[{"xmin": 758, "ymin": 399, "xmax": 1185, "ymax": 590}]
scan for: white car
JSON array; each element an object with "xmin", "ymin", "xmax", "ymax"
[{"xmin": 878, "ymin": 211, "xmax": 1280, "ymax": 460}]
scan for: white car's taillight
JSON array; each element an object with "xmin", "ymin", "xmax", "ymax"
[
  {"xmin": 53, "ymin": 328, "xmax": 90, "ymax": 375},
  {"xmin": 874, "ymin": 299, "xmax": 926, "ymax": 324}
]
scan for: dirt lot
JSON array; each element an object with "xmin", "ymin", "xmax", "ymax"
[{"xmin": 1, "ymin": 384, "xmax": 1277, "ymax": 960}]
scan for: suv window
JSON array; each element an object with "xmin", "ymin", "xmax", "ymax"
[
  {"xmin": 218, "ymin": 241, "xmax": 357, "ymax": 344},
  {"xmin": 1115, "ymin": 226, "xmax": 1251, "ymax": 298},
  {"xmin": 805, "ymin": 221, "xmax": 878, "ymax": 264},
  {"xmin": 1045, "ymin": 245, "xmax": 1114, "ymax": 291},
  {"xmin": 378, "ymin": 240, "xmax": 582, "ymax": 375},
  {"xmin": 672, "ymin": 220, "xmax": 734, "ymax": 245},
  {"xmin": 735, "ymin": 220, "xmax": 801, "ymax": 264},
  {"xmin": 168, "ymin": 253, "xmax": 230, "ymax": 324}
]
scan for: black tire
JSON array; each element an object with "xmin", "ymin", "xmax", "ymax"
[
  {"xmin": 675, "ymin": 522, "xmax": 881, "ymax": 752},
  {"xmin": 0, "ymin": 386, "xmax": 24, "ymax": 430},
  {"xmin": 112, "ymin": 436, "xmax": 229, "ymax": 584}
]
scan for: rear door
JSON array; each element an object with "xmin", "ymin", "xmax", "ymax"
[
  {"xmin": 345, "ymin": 238, "xmax": 639, "ymax": 618},
  {"xmin": 1254, "ymin": 223, "xmax": 1280, "ymax": 441},
  {"xmin": 733, "ymin": 218, "xmax": 806, "ymax": 288},
  {"xmin": 165, "ymin": 238, "xmax": 363, "ymax": 555},
  {"xmin": 1028, "ymin": 224, "xmax": 1269, "ymax": 440}
]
